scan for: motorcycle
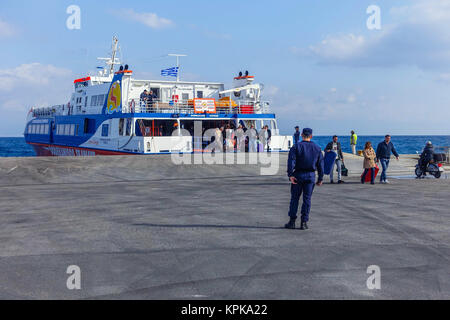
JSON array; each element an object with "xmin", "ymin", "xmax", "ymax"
[{"xmin": 415, "ymin": 160, "xmax": 444, "ymax": 179}]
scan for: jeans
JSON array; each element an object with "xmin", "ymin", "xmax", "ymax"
[
  {"xmin": 379, "ymin": 158, "xmax": 390, "ymax": 182},
  {"xmin": 249, "ymin": 139, "xmax": 257, "ymax": 152},
  {"xmin": 330, "ymin": 159, "xmax": 342, "ymax": 182},
  {"xmin": 288, "ymin": 172, "xmax": 316, "ymax": 223},
  {"xmin": 362, "ymin": 168, "xmax": 376, "ymax": 183}
]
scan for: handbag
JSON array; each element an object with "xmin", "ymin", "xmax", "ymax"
[{"xmin": 339, "ymin": 163, "xmax": 349, "ymax": 176}]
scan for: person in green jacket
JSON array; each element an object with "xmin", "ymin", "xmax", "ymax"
[{"xmin": 350, "ymin": 130, "xmax": 358, "ymax": 155}]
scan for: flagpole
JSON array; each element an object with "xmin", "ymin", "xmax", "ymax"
[{"xmin": 168, "ymin": 54, "xmax": 187, "ymax": 82}]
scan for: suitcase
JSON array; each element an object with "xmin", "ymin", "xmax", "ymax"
[
  {"xmin": 257, "ymin": 142, "xmax": 264, "ymax": 152},
  {"xmin": 361, "ymin": 166, "xmax": 379, "ymax": 182}
]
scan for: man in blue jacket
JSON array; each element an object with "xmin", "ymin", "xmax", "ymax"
[
  {"xmin": 293, "ymin": 126, "xmax": 300, "ymax": 145},
  {"xmin": 285, "ymin": 128, "xmax": 324, "ymax": 230},
  {"xmin": 376, "ymin": 135, "xmax": 399, "ymax": 184}
]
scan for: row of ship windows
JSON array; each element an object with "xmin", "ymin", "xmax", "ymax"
[
  {"xmin": 56, "ymin": 124, "xmax": 77, "ymax": 136},
  {"xmin": 27, "ymin": 124, "xmax": 49, "ymax": 135},
  {"xmin": 75, "ymin": 94, "xmax": 106, "ymax": 107},
  {"xmin": 27, "ymin": 123, "xmax": 78, "ymax": 136}
]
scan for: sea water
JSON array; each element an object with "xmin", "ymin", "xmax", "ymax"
[{"xmin": 0, "ymin": 136, "xmax": 449, "ymax": 157}]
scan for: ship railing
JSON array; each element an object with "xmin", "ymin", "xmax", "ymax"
[{"xmin": 124, "ymin": 99, "xmax": 271, "ymax": 114}]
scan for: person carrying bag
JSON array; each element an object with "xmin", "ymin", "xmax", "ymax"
[{"xmin": 361, "ymin": 141, "xmax": 378, "ymax": 185}]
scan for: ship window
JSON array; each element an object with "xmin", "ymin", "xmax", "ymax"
[
  {"xmin": 98, "ymin": 94, "xmax": 105, "ymax": 106},
  {"xmin": 102, "ymin": 124, "xmax": 109, "ymax": 137},
  {"xmin": 84, "ymin": 118, "xmax": 96, "ymax": 134},
  {"xmin": 119, "ymin": 119, "xmax": 124, "ymax": 136},
  {"xmin": 135, "ymin": 119, "xmax": 178, "ymax": 137},
  {"xmin": 44, "ymin": 124, "xmax": 49, "ymax": 134},
  {"xmin": 197, "ymin": 91, "xmax": 203, "ymax": 98},
  {"xmin": 64, "ymin": 124, "xmax": 70, "ymax": 135},
  {"xmin": 91, "ymin": 96, "xmax": 97, "ymax": 106},
  {"xmin": 76, "ymin": 124, "xmax": 79, "ymax": 136},
  {"xmin": 70, "ymin": 124, "xmax": 75, "ymax": 136},
  {"xmin": 182, "ymin": 93, "xmax": 189, "ymax": 101},
  {"xmin": 27, "ymin": 125, "xmax": 32, "ymax": 134}
]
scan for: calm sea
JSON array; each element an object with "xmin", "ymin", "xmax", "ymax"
[{"xmin": 0, "ymin": 136, "xmax": 449, "ymax": 157}]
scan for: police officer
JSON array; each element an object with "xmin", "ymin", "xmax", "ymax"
[{"xmin": 285, "ymin": 128, "xmax": 324, "ymax": 230}]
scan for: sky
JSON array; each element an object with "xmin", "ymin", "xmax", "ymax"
[{"xmin": 1, "ymin": 0, "xmax": 450, "ymax": 136}]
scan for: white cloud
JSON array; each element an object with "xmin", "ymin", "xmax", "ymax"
[
  {"xmin": 123, "ymin": 9, "xmax": 174, "ymax": 29},
  {"xmin": 0, "ymin": 63, "xmax": 73, "ymax": 135},
  {"xmin": 0, "ymin": 18, "xmax": 16, "ymax": 38},
  {"xmin": 298, "ymin": 0, "xmax": 450, "ymax": 71},
  {"xmin": 0, "ymin": 63, "xmax": 72, "ymax": 92},
  {"xmin": 307, "ymin": 34, "xmax": 366, "ymax": 62}
]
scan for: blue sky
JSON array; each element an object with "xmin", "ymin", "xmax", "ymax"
[{"xmin": 1, "ymin": 0, "xmax": 450, "ymax": 136}]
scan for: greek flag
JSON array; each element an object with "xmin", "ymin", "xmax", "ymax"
[{"xmin": 161, "ymin": 66, "xmax": 179, "ymax": 77}]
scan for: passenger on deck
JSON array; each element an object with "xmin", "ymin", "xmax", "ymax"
[
  {"xmin": 236, "ymin": 125, "xmax": 245, "ymax": 152},
  {"xmin": 225, "ymin": 124, "xmax": 234, "ymax": 152},
  {"xmin": 212, "ymin": 127, "xmax": 223, "ymax": 153},
  {"xmin": 140, "ymin": 90, "xmax": 149, "ymax": 106},
  {"xmin": 248, "ymin": 125, "xmax": 258, "ymax": 152},
  {"xmin": 147, "ymin": 90, "xmax": 156, "ymax": 110},
  {"xmin": 260, "ymin": 125, "xmax": 272, "ymax": 152}
]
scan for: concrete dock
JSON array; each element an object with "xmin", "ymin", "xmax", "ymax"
[{"xmin": 0, "ymin": 153, "xmax": 449, "ymax": 299}]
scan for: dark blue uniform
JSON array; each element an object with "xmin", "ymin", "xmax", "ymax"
[{"xmin": 287, "ymin": 140, "xmax": 324, "ymax": 223}]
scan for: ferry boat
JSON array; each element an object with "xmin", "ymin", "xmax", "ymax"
[{"xmin": 24, "ymin": 37, "xmax": 293, "ymax": 156}]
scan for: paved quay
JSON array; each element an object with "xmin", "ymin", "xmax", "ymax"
[{"xmin": 0, "ymin": 153, "xmax": 449, "ymax": 299}]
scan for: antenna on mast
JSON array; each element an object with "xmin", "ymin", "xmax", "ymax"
[
  {"xmin": 97, "ymin": 36, "xmax": 121, "ymax": 77},
  {"xmin": 168, "ymin": 53, "xmax": 187, "ymax": 82}
]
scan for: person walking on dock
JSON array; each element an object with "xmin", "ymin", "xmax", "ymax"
[
  {"xmin": 361, "ymin": 141, "xmax": 377, "ymax": 184},
  {"xmin": 293, "ymin": 126, "xmax": 300, "ymax": 145},
  {"xmin": 376, "ymin": 135, "xmax": 399, "ymax": 184},
  {"xmin": 350, "ymin": 130, "xmax": 358, "ymax": 155},
  {"xmin": 325, "ymin": 135, "xmax": 345, "ymax": 184},
  {"xmin": 285, "ymin": 128, "xmax": 324, "ymax": 230}
]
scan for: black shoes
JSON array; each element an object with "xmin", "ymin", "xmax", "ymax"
[
  {"xmin": 285, "ymin": 219, "xmax": 309, "ymax": 230},
  {"xmin": 284, "ymin": 219, "xmax": 296, "ymax": 229},
  {"xmin": 338, "ymin": 180, "xmax": 345, "ymax": 184}
]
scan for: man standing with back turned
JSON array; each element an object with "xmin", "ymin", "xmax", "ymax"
[{"xmin": 285, "ymin": 128, "xmax": 324, "ymax": 230}]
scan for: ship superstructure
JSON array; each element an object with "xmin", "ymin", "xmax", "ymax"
[{"xmin": 24, "ymin": 37, "xmax": 292, "ymax": 156}]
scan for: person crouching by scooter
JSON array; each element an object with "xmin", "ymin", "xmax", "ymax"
[
  {"xmin": 418, "ymin": 141, "xmax": 434, "ymax": 178},
  {"xmin": 361, "ymin": 141, "xmax": 377, "ymax": 184}
]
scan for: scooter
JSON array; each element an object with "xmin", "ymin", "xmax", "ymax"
[{"xmin": 415, "ymin": 161, "xmax": 444, "ymax": 179}]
